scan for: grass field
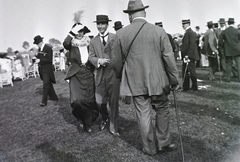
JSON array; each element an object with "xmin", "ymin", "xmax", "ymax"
[{"xmin": 0, "ymin": 62, "xmax": 240, "ymax": 162}]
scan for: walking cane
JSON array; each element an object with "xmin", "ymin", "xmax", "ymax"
[{"xmin": 172, "ymin": 90, "xmax": 185, "ymax": 162}]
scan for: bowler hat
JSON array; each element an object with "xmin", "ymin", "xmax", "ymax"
[
  {"xmin": 227, "ymin": 18, "xmax": 235, "ymax": 23},
  {"xmin": 182, "ymin": 19, "xmax": 190, "ymax": 24},
  {"xmin": 94, "ymin": 15, "xmax": 111, "ymax": 23},
  {"xmin": 207, "ymin": 21, "xmax": 214, "ymax": 26},
  {"xmin": 155, "ymin": 22, "xmax": 163, "ymax": 27},
  {"xmin": 123, "ymin": 0, "xmax": 149, "ymax": 13},
  {"xmin": 33, "ymin": 35, "xmax": 43, "ymax": 44},
  {"xmin": 218, "ymin": 18, "xmax": 226, "ymax": 24},
  {"xmin": 113, "ymin": 21, "xmax": 124, "ymax": 29}
]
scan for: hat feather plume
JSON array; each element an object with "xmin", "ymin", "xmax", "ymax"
[{"xmin": 73, "ymin": 10, "xmax": 84, "ymax": 24}]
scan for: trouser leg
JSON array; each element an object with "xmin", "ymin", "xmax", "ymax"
[
  {"xmin": 42, "ymin": 73, "xmax": 51, "ymax": 104},
  {"xmin": 132, "ymin": 95, "xmax": 157, "ymax": 155},
  {"xmin": 225, "ymin": 56, "xmax": 233, "ymax": 81},
  {"xmin": 151, "ymin": 95, "xmax": 171, "ymax": 148}
]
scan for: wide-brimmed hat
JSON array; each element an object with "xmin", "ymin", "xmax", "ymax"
[
  {"xmin": 218, "ymin": 18, "xmax": 226, "ymax": 24},
  {"xmin": 33, "ymin": 35, "xmax": 43, "ymax": 44},
  {"xmin": 182, "ymin": 19, "xmax": 190, "ymax": 24},
  {"xmin": 80, "ymin": 26, "xmax": 91, "ymax": 34},
  {"xmin": 207, "ymin": 21, "xmax": 214, "ymax": 26},
  {"xmin": 155, "ymin": 22, "xmax": 163, "ymax": 27},
  {"xmin": 123, "ymin": 0, "xmax": 149, "ymax": 13},
  {"xmin": 93, "ymin": 15, "xmax": 111, "ymax": 23},
  {"xmin": 227, "ymin": 18, "xmax": 235, "ymax": 23},
  {"xmin": 113, "ymin": 21, "xmax": 124, "ymax": 29}
]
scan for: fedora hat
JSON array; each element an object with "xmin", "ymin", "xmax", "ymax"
[
  {"xmin": 182, "ymin": 19, "xmax": 190, "ymax": 24},
  {"xmin": 93, "ymin": 15, "xmax": 111, "ymax": 23},
  {"xmin": 123, "ymin": 0, "xmax": 149, "ymax": 13},
  {"xmin": 227, "ymin": 18, "xmax": 235, "ymax": 23},
  {"xmin": 33, "ymin": 35, "xmax": 43, "ymax": 44},
  {"xmin": 113, "ymin": 21, "xmax": 124, "ymax": 29},
  {"xmin": 155, "ymin": 22, "xmax": 163, "ymax": 27},
  {"xmin": 207, "ymin": 21, "xmax": 214, "ymax": 26},
  {"xmin": 218, "ymin": 18, "xmax": 226, "ymax": 24}
]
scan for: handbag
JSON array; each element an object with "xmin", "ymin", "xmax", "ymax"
[{"xmin": 118, "ymin": 22, "xmax": 147, "ymax": 79}]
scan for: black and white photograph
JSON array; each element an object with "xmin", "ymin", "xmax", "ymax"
[{"xmin": 0, "ymin": 0, "xmax": 240, "ymax": 161}]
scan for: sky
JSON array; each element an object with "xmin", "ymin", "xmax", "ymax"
[{"xmin": 0, "ymin": 0, "xmax": 240, "ymax": 52}]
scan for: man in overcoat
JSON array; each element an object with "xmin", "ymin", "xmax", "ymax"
[
  {"xmin": 33, "ymin": 35, "xmax": 58, "ymax": 106},
  {"xmin": 181, "ymin": 19, "xmax": 199, "ymax": 91},
  {"xmin": 112, "ymin": 0, "xmax": 179, "ymax": 155},
  {"xmin": 219, "ymin": 18, "xmax": 240, "ymax": 82},
  {"xmin": 203, "ymin": 21, "xmax": 219, "ymax": 81},
  {"xmin": 88, "ymin": 15, "xmax": 121, "ymax": 136}
]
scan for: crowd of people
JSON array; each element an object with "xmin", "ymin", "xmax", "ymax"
[{"xmin": 1, "ymin": 0, "xmax": 240, "ymax": 157}]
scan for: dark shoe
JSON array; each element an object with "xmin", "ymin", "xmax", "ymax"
[
  {"xmin": 84, "ymin": 127, "xmax": 93, "ymax": 133},
  {"xmin": 40, "ymin": 103, "xmax": 47, "ymax": 107},
  {"xmin": 99, "ymin": 120, "xmax": 107, "ymax": 131},
  {"xmin": 190, "ymin": 87, "xmax": 198, "ymax": 91},
  {"xmin": 142, "ymin": 148, "xmax": 156, "ymax": 156},
  {"xmin": 110, "ymin": 131, "xmax": 120, "ymax": 136},
  {"xmin": 158, "ymin": 143, "xmax": 176, "ymax": 152}
]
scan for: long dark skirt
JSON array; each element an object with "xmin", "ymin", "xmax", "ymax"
[{"xmin": 69, "ymin": 67, "xmax": 99, "ymax": 128}]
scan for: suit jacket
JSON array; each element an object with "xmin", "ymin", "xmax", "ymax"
[
  {"xmin": 88, "ymin": 32, "xmax": 116, "ymax": 86},
  {"xmin": 203, "ymin": 29, "xmax": 218, "ymax": 58},
  {"xmin": 36, "ymin": 44, "xmax": 56, "ymax": 83},
  {"xmin": 181, "ymin": 28, "xmax": 199, "ymax": 60},
  {"xmin": 63, "ymin": 35, "xmax": 93, "ymax": 80},
  {"xmin": 112, "ymin": 19, "xmax": 179, "ymax": 96},
  {"xmin": 219, "ymin": 26, "xmax": 240, "ymax": 57}
]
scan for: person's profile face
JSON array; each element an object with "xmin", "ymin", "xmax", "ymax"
[
  {"xmin": 97, "ymin": 23, "xmax": 108, "ymax": 34},
  {"xmin": 182, "ymin": 23, "xmax": 187, "ymax": 30}
]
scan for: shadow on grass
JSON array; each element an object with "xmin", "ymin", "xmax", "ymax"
[
  {"xmin": 178, "ymin": 100, "xmax": 240, "ymax": 126},
  {"xmin": 36, "ymin": 141, "xmax": 78, "ymax": 162}
]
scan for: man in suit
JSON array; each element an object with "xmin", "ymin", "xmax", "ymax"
[
  {"xmin": 88, "ymin": 15, "xmax": 121, "ymax": 136},
  {"xmin": 113, "ymin": 21, "xmax": 124, "ymax": 32},
  {"xmin": 181, "ymin": 19, "xmax": 199, "ymax": 91},
  {"xmin": 112, "ymin": 0, "xmax": 179, "ymax": 155},
  {"xmin": 219, "ymin": 18, "xmax": 240, "ymax": 82},
  {"xmin": 155, "ymin": 22, "xmax": 176, "ymax": 54},
  {"xmin": 33, "ymin": 35, "xmax": 58, "ymax": 106},
  {"xmin": 203, "ymin": 21, "xmax": 219, "ymax": 81}
]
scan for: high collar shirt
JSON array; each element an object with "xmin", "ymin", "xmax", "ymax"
[{"xmin": 99, "ymin": 30, "xmax": 109, "ymax": 43}]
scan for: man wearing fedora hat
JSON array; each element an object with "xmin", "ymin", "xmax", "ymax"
[
  {"xmin": 181, "ymin": 19, "xmax": 199, "ymax": 91},
  {"xmin": 203, "ymin": 21, "xmax": 219, "ymax": 81},
  {"xmin": 113, "ymin": 21, "xmax": 124, "ymax": 31},
  {"xmin": 33, "ymin": 35, "xmax": 58, "ymax": 106},
  {"xmin": 219, "ymin": 18, "xmax": 240, "ymax": 82},
  {"xmin": 112, "ymin": 0, "xmax": 179, "ymax": 155},
  {"xmin": 88, "ymin": 15, "xmax": 121, "ymax": 136}
]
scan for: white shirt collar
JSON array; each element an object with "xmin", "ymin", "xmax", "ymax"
[
  {"xmin": 185, "ymin": 26, "xmax": 191, "ymax": 31},
  {"xmin": 99, "ymin": 31, "xmax": 109, "ymax": 37},
  {"xmin": 40, "ymin": 42, "xmax": 45, "ymax": 51},
  {"xmin": 133, "ymin": 17, "xmax": 146, "ymax": 21}
]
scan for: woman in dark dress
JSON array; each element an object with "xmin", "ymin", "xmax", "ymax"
[{"xmin": 63, "ymin": 23, "xmax": 98, "ymax": 133}]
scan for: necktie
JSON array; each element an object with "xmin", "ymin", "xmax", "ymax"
[{"xmin": 101, "ymin": 33, "xmax": 108, "ymax": 46}]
